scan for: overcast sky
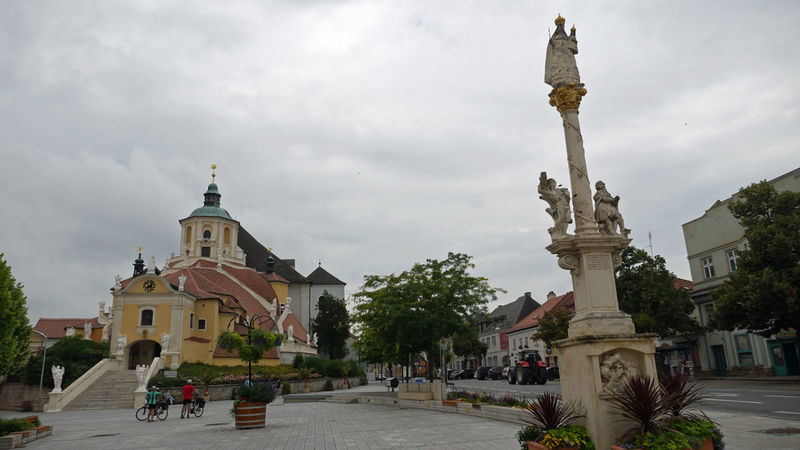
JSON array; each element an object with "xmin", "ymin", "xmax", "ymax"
[{"xmin": 2, "ymin": 1, "xmax": 798, "ymax": 324}]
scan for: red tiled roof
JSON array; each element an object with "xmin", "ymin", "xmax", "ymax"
[
  {"xmin": 280, "ymin": 313, "xmax": 308, "ymax": 342},
  {"xmin": 34, "ymin": 318, "xmax": 98, "ymax": 338},
  {"xmin": 508, "ymin": 292, "xmax": 574, "ymax": 333},
  {"xmin": 161, "ymin": 261, "xmax": 274, "ymax": 318},
  {"xmin": 674, "ymin": 278, "xmax": 694, "ymax": 291},
  {"xmin": 260, "ymin": 272, "xmax": 289, "ymax": 284}
]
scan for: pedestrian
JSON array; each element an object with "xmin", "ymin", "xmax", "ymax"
[
  {"xmin": 181, "ymin": 379, "xmax": 196, "ymax": 419},
  {"xmin": 164, "ymin": 390, "xmax": 176, "ymax": 405},
  {"xmin": 146, "ymin": 385, "xmax": 160, "ymax": 422}
]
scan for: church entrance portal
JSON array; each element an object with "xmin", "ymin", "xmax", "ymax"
[{"xmin": 128, "ymin": 340, "xmax": 162, "ymax": 369}]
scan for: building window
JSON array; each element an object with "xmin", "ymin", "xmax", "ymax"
[
  {"xmin": 512, "ymin": 338, "xmax": 516, "ymax": 350},
  {"xmin": 203, "ymin": 229, "xmax": 212, "ymax": 239},
  {"xmin": 185, "ymin": 226, "xmax": 192, "ymax": 243},
  {"xmin": 140, "ymin": 309, "xmax": 154, "ymax": 326},
  {"xmin": 491, "ymin": 336, "xmax": 496, "ymax": 347},
  {"xmin": 198, "ymin": 318, "xmax": 207, "ymax": 330},
  {"xmin": 525, "ymin": 337, "xmax": 529, "ymax": 347},
  {"xmin": 189, "ymin": 313, "xmax": 194, "ymax": 330},
  {"xmin": 223, "ymin": 227, "xmax": 231, "ymax": 244},
  {"xmin": 701, "ymin": 257, "xmax": 715, "ymax": 279},
  {"xmin": 734, "ymin": 334, "xmax": 753, "ymax": 366},
  {"xmin": 201, "ymin": 247, "xmax": 211, "ymax": 257},
  {"xmin": 727, "ymin": 249, "xmax": 739, "ymax": 273}
]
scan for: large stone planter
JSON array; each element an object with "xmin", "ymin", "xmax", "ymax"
[
  {"xmin": 610, "ymin": 436, "xmax": 712, "ymax": 450},
  {"xmin": 233, "ymin": 402, "xmax": 266, "ymax": 429}
]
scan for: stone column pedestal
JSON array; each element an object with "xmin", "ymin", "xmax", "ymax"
[
  {"xmin": 46, "ymin": 392, "xmax": 63, "ymax": 412},
  {"xmin": 555, "ymin": 333, "xmax": 658, "ymax": 450}
]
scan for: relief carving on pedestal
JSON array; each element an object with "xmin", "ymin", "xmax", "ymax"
[{"xmin": 600, "ymin": 352, "xmax": 638, "ymax": 394}]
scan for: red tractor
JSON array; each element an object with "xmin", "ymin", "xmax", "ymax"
[{"xmin": 507, "ymin": 350, "xmax": 548, "ymax": 385}]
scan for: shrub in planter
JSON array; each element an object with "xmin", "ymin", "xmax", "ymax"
[
  {"xmin": 281, "ymin": 382, "xmax": 291, "ymax": 395},
  {"xmin": 232, "ymin": 381, "xmax": 278, "ymax": 430},
  {"xmin": 323, "ymin": 379, "xmax": 334, "ymax": 391},
  {"xmin": 608, "ymin": 373, "xmax": 723, "ymax": 450},
  {"xmin": 516, "ymin": 391, "xmax": 594, "ymax": 450}
]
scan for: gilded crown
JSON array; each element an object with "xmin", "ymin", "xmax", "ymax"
[{"xmin": 555, "ymin": 15, "xmax": 566, "ymax": 26}]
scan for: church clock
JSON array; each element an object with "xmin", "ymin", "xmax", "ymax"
[{"xmin": 143, "ymin": 280, "xmax": 156, "ymax": 292}]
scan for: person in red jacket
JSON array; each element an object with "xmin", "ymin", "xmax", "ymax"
[{"xmin": 181, "ymin": 379, "xmax": 197, "ymax": 419}]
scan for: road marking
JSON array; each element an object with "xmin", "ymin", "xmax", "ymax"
[
  {"xmin": 706, "ymin": 398, "xmax": 762, "ymax": 404},
  {"xmin": 774, "ymin": 411, "xmax": 800, "ymax": 416},
  {"xmin": 711, "ymin": 393, "xmax": 739, "ymax": 397},
  {"xmin": 765, "ymin": 395, "xmax": 800, "ymax": 399}
]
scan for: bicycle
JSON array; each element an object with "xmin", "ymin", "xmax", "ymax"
[
  {"xmin": 188, "ymin": 397, "xmax": 205, "ymax": 417},
  {"xmin": 136, "ymin": 401, "xmax": 169, "ymax": 421}
]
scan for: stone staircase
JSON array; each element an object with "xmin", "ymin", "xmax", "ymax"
[{"xmin": 63, "ymin": 369, "xmax": 139, "ymax": 410}]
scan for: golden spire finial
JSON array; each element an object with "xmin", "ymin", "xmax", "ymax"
[
  {"xmin": 555, "ymin": 14, "xmax": 565, "ymax": 25},
  {"xmin": 137, "ymin": 246, "xmax": 143, "ymax": 253},
  {"xmin": 571, "ymin": 24, "xmax": 576, "ymax": 32},
  {"xmin": 211, "ymin": 164, "xmax": 217, "ymax": 183}
]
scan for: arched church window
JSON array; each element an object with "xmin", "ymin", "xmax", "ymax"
[
  {"xmin": 141, "ymin": 309, "xmax": 154, "ymax": 326},
  {"xmin": 223, "ymin": 227, "xmax": 231, "ymax": 244},
  {"xmin": 203, "ymin": 230, "xmax": 212, "ymax": 239},
  {"xmin": 185, "ymin": 226, "xmax": 192, "ymax": 243}
]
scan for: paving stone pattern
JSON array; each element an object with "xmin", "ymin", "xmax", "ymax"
[{"xmin": 18, "ymin": 399, "xmax": 521, "ymax": 449}]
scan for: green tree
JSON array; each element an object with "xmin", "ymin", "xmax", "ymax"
[
  {"xmin": 0, "ymin": 254, "xmax": 32, "ymax": 377},
  {"xmin": 533, "ymin": 308, "xmax": 574, "ymax": 348},
  {"xmin": 710, "ymin": 181, "xmax": 800, "ymax": 336},
  {"xmin": 451, "ymin": 320, "xmax": 488, "ymax": 361},
  {"xmin": 20, "ymin": 336, "xmax": 108, "ymax": 387},
  {"xmin": 353, "ymin": 252, "xmax": 500, "ymax": 378},
  {"xmin": 615, "ymin": 247, "xmax": 702, "ymax": 337},
  {"xmin": 311, "ymin": 291, "xmax": 350, "ymax": 359}
]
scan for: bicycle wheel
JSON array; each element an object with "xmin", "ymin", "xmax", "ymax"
[
  {"xmin": 135, "ymin": 406, "xmax": 148, "ymax": 421},
  {"xmin": 157, "ymin": 406, "xmax": 168, "ymax": 420},
  {"xmin": 193, "ymin": 404, "xmax": 204, "ymax": 417}
]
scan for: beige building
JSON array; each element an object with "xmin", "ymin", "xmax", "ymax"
[{"xmin": 682, "ymin": 167, "xmax": 800, "ymax": 376}]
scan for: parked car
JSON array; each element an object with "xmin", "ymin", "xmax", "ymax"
[
  {"xmin": 446, "ymin": 369, "xmax": 457, "ymax": 380},
  {"xmin": 501, "ymin": 366, "xmax": 511, "ymax": 379},
  {"xmin": 453, "ymin": 368, "xmax": 475, "ymax": 379},
  {"xmin": 474, "ymin": 366, "xmax": 492, "ymax": 380},
  {"xmin": 488, "ymin": 366, "xmax": 505, "ymax": 380}
]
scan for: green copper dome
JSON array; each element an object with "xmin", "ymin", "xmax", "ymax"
[{"xmin": 187, "ymin": 183, "xmax": 233, "ymax": 220}]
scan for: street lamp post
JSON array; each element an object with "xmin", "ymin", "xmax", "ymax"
[
  {"xmin": 32, "ymin": 330, "xmax": 48, "ymax": 409},
  {"xmin": 225, "ymin": 314, "xmax": 271, "ymax": 386}
]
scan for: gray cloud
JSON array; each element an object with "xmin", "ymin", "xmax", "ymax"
[{"xmin": 2, "ymin": 1, "xmax": 798, "ymax": 322}]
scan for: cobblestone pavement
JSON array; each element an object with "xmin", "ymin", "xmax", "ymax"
[{"xmin": 14, "ymin": 399, "xmax": 521, "ymax": 450}]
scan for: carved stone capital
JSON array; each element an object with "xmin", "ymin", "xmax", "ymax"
[
  {"xmin": 611, "ymin": 251, "xmax": 623, "ymax": 268},
  {"xmin": 549, "ymin": 83, "xmax": 587, "ymax": 112},
  {"xmin": 558, "ymin": 254, "xmax": 581, "ymax": 275}
]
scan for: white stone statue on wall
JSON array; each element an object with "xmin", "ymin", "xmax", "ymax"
[
  {"xmin": 178, "ymin": 274, "xmax": 186, "ymax": 292},
  {"xmin": 148, "ymin": 256, "xmax": 156, "ymax": 273},
  {"xmin": 545, "ymin": 16, "xmax": 580, "ymax": 88},
  {"xmin": 312, "ymin": 332, "xmax": 318, "ymax": 346},
  {"xmin": 287, "ymin": 324, "xmax": 294, "ymax": 342},
  {"xmin": 114, "ymin": 275, "xmax": 122, "ymax": 291},
  {"xmin": 135, "ymin": 364, "xmax": 149, "ymax": 391},
  {"xmin": 600, "ymin": 353, "xmax": 638, "ymax": 393},
  {"xmin": 594, "ymin": 181, "xmax": 630, "ymax": 238},
  {"xmin": 65, "ymin": 327, "xmax": 75, "ymax": 337},
  {"xmin": 538, "ymin": 171, "xmax": 573, "ymax": 238},
  {"xmin": 161, "ymin": 333, "xmax": 170, "ymax": 349},
  {"xmin": 51, "ymin": 366, "xmax": 65, "ymax": 393},
  {"xmin": 98, "ymin": 300, "xmax": 106, "ymax": 314},
  {"xmin": 83, "ymin": 322, "xmax": 92, "ymax": 340},
  {"xmin": 116, "ymin": 334, "xmax": 127, "ymax": 354}
]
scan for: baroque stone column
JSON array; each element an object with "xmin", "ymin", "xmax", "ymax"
[{"xmin": 540, "ymin": 15, "xmax": 657, "ymax": 450}]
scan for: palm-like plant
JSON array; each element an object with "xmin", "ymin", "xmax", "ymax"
[
  {"xmin": 659, "ymin": 372, "xmax": 704, "ymax": 420},
  {"xmin": 524, "ymin": 391, "xmax": 584, "ymax": 432},
  {"xmin": 607, "ymin": 374, "xmax": 677, "ymax": 442}
]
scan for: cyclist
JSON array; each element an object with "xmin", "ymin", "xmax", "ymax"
[
  {"xmin": 145, "ymin": 385, "xmax": 160, "ymax": 422},
  {"xmin": 180, "ymin": 379, "xmax": 196, "ymax": 419}
]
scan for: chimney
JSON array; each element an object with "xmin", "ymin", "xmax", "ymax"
[{"xmin": 547, "ymin": 291, "xmax": 556, "ymax": 299}]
